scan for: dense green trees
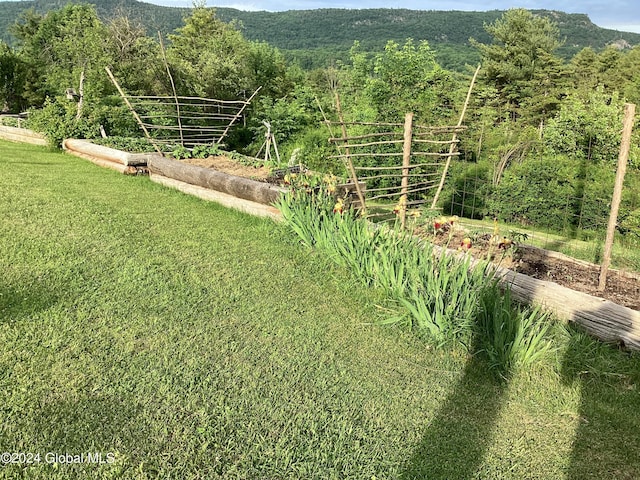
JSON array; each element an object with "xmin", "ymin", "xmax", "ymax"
[
  {"xmin": 471, "ymin": 8, "xmax": 567, "ymax": 126},
  {"xmin": 446, "ymin": 9, "xmax": 640, "ymax": 235},
  {"xmin": 0, "ymin": 42, "xmax": 27, "ymax": 112},
  {"xmin": 12, "ymin": 5, "xmax": 112, "ymax": 105},
  {"xmin": 7, "ymin": 4, "xmax": 296, "ymax": 146}
]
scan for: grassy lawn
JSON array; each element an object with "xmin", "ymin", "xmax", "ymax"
[{"xmin": 1, "ymin": 140, "xmax": 639, "ymax": 479}]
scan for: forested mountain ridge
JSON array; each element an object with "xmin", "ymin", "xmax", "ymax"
[{"xmin": 1, "ymin": 0, "xmax": 639, "ymax": 69}]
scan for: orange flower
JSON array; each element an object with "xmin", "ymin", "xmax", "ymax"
[{"xmin": 333, "ymin": 198, "xmax": 344, "ymax": 214}]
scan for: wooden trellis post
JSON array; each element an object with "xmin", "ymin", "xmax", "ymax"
[
  {"xmin": 430, "ymin": 64, "xmax": 480, "ymax": 209},
  {"xmin": 400, "ymin": 112, "xmax": 414, "ymax": 229},
  {"xmin": 334, "ymin": 90, "xmax": 367, "ymax": 214},
  {"xmin": 105, "ymin": 66, "xmax": 163, "ymax": 155},
  {"xmin": 158, "ymin": 32, "xmax": 184, "ymax": 146},
  {"xmin": 598, "ymin": 102, "xmax": 635, "ymax": 291}
]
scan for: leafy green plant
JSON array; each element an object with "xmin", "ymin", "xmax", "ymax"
[
  {"xmin": 0, "ymin": 116, "xmax": 22, "ymax": 127},
  {"xmin": 171, "ymin": 144, "xmax": 192, "ymax": 160},
  {"xmin": 26, "ymin": 98, "xmax": 82, "ymax": 147},
  {"xmin": 277, "ymin": 186, "xmax": 554, "ymax": 369},
  {"xmin": 93, "ymin": 136, "xmax": 158, "ymax": 153},
  {"xmin": 192, "ymin": 143, "xmax": 221, "ymax": 158},
  {"xmin": 476, "ymin": 284, "xmax": 553, "ymax": 374}
]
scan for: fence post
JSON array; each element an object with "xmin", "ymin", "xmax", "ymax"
[
  {"xmin": 399, "ymin": 112, "xmax": 414, "ymax": 229},
  {"xmin": 105, "ymin": 66, "xmax": 163, "ymax": 155},
  {"xmin": 334, "ymin": 90, "xmax": 367, "ymax": 214},
  {"xmin": 598, "ymin": 102, "xmax": 635, "ymax": 291}
]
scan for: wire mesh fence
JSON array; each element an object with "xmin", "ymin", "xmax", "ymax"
[{"xmin": 443, "ymin": 148, "xmax": 640, "ymax": 270}]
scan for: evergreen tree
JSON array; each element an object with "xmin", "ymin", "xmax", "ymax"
[{"xmin": 472, "ymin": 8, "xmax": 567, "ymax": 126}]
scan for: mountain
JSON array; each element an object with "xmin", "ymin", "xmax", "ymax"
[{"xmin": 2, "ymin": 0, "xmax": 639, "ymax": 70}]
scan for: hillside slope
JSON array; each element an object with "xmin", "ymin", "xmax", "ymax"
[{"xmin": 1, "ymin": 0, "xmax": 639, "ymax": 69}]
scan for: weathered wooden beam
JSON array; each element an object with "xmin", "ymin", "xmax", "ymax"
[
  {"xmin": 433, "ymin": 243, "xmax": 640, "ymax": 350},
  {"xmin": 148, "ymin": 155, "xmax": 286, "ymax": 206},
  {"xmin": 149, "ymin": 173, "xmax": 282, "ymax": 220},
  {"xmin": 64, "ymin": 148, "xmax": 141, "ymax": 175},
  {"xmin": 0, "ymin": 126, "xmax": 47, "ymax": 146},
  {"xmin": 63, "ymin": 139, "xmax": 159, "ymax": 166}
]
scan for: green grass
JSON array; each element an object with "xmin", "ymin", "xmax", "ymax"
[{"xmin": 1, "ymin": 140, "xmax": 640, "ymax": 479}]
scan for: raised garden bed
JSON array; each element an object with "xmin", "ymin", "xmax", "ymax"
[
  {"xmin": 148, "ymin": 155, "xmax": 286, "ymax": 220},
  {"xmin": 55, "ymin": 140, "xmax": 640, "ymax": 348},
  {"xmin": 0, "ymin": 125, "xmax": 47, "ymax": 146},
  {"xmin": 422, "ymin": 223, "xmax": 640, "ymax": 349},
  {"xmin": 62, "ymin": 139, "xmax": 156, "ymax": 175}
]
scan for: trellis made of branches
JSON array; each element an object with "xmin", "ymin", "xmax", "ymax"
[
  {"xmin": 328, "ymin": 114, "xmax": 465, "ymax": 228},
  {"xmin": 105, "ymin": 67, "xmax": 259, "ymax": 152}
]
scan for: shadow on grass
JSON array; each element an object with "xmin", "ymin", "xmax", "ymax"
[
  {"xmin": 562, "ymin": 315, "xmax": 640, "ymax": 480},
  {"xmin": 29, "ymin": 394, "xmax": 143, "ymax": 452},
  {"xmin": 400, "ymin": 353, "xmax": 509, "ymax": 480},
  {"xmin": 2, "ymin": 394, "xmax": 144, "ymax": 478},
  {"xmin": 0, "ymin": 284, "xmax": 59, "ymax": 324}
]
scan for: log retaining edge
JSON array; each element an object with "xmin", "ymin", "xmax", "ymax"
[
  {"xmin": 0, "ymin": 126, "xmax": 47, "ymax": 146},
  {"xmin": 148, "ymin": 155, "xmax": 286, "ymax": 206},
  {"xmin": 433, "ymin": 244, "xmax": 640, "ymax": 350},
  {"xmin": 149, "ymin": 173, "xmax": 282, "ymax": 221},
  {"xmin": 63, "ymin": 139, "xmax": 159, "ymax": 166}
]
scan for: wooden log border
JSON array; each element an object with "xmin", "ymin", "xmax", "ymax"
[
  {"xmin": 150, "ymin": 173, "xmax": 282, "ymax": 220},
  {"xmin": 63, "ymin": 139, "xmax": 159, "ymax": 166},
  {"xmin": 148, "ymin": 155, "xmax": 286, "ymax": 206},
  {"xmin": 433, "ymin": 244, "xmax": 640, "ymax": 350},
  {"xmin": 0, "ymin": 126, "xmax": 48, "ymax": 146}
]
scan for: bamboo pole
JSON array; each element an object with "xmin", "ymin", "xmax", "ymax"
[
  {"xmin": 105, "ymin": 66, "xmax": 163, "ymax": 155},
  {"xmin": 330, "ymin": 151, "xmax": 459, "ymax": 160},
  {"xmin": 598, "ymin": 102, "xmax": 635, "ymax": 291},
  {"xmin": 334, "ymin": 89, "xmax": 366, "ymax": 214},
  {"xmin": 316, "ymin": 95, "xmax": 349, "ymax": 172},
  {"xmin": 369, "ymin": 187, "xmax": 437, "ymax": 202},
  {"xmin": 399, "ymin": 112, "xmax": 414, "ymax": 229},
  {"xmin": 367, "ymin": 180, "xmax": 435, "ymax": 193},
  {"xmin": 430, "ymin": 64, "xmax": 481, "ymax": 209},
  {"xmin": 216, "ymin": 86, "xmax": 261, "ymax": 145},
  {"xmin": 158, "ymin": 32, "xmax": 184, "ymax": 146},
  {"xmin": 129, "ymin": 95, "xmax": 249, "ymax": 104},
  {"xmin": 329, "ymin": 132, "xmax": 402, "ymax": 141},
  {"xmin": 75, "ymin": 68, "xmax": 85, "ymax": 120},
  {"xmin": 353, "ymin": 162, "xmax": 441, "ymax": 171},
  {"xmin": 331, "ymin": 139, "xmax": 406, "ymax": 148},
  {"xmin": 359, "ymin": 172, "xmax": 441, "ymax": 181}
]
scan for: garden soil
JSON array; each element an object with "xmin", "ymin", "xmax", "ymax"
[
  {"xmin": 425, "ymin": 228, "xmax": 640, "ymax": 311},
  {"xmin": 183, "ymin": 155, "xmax": 271, "ymax": 181}
]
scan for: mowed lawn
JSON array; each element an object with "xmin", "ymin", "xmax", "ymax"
[{"xmin": 1, "ymin": 140, "xmax": 639, "ymax": 479}]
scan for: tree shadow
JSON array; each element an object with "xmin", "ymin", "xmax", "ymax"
[
  {"xmin": 0, "ymin": 283, "xmax": 59, "ymax": 324},
  {"xmin": 562, "ymin": 306, "xmax": 640, "ymax": 479},
  {"xmin": 400, "ymin": 353, "xmax": 509, "ymax": 479},
  {"xmin": 2, "ymin": 393, "xmax": 144, "ymax": 477}
]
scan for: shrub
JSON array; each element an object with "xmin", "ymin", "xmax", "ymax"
[
  {"xmin": 26, "ymin": 97, "xmax": 140, "ymax": 148},
  {"xmin": 486, "ymin": 155, "xmax": 578, "ymax": 229},
  {"xmin": 26, "ymin": 98, "xmax": 93, "ymax": 147},
  {"xmin": 441, "ymin": 161, "xmax": 493, "ymax": 219}
]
